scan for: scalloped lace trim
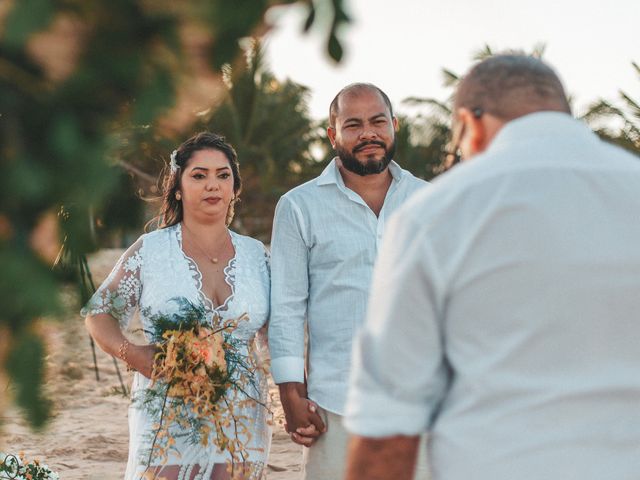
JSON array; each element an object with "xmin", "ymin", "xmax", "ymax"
[{"xmin": 175, "ymin": 224, "xmax": 236, "ymax": 313}]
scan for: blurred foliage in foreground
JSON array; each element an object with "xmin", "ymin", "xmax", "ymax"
[{"xmin": 0, "ymin": 0, "xmax": 351, "ymax": 429}]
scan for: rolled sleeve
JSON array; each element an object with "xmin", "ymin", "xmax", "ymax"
[
  {"xmin": 271, "ymin": 356, "xmax": 306, "ymax": 384},
  {"xmin": 269, "ymin": 195, "xmax": 309, "ymax": 385},
  {"xmin": 345, "ymin": 210, "xmax": 450, "ymax": 437}
]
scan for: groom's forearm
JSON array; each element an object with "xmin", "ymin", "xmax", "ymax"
[{"xmin": 345, "ymin": 434, "xmax": 419, "ymax": 480}]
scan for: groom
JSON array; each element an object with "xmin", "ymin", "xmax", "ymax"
[
  {"xmin": 269, "ymin": 83, "xmax": 428, "ymax": 479},
  {"xmin": 344, "ymin": 55, "xmax": 640, "ymax": 480}
]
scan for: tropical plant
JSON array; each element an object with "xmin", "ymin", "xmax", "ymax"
[
  {"xmin": 581, "ymin": 62, "xmax": 640, "ymax": 155},
  {"xmin": 196, "ymin": 40, "xmax": 323, "ymax": 239},
  {"xmin": 392, "ymin": 113, "xmax": 450, "ymax": 180}
]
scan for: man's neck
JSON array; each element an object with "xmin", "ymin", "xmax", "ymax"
[{"xmin": 337, "ymin": 158, "xmax": 394, "ymax": 217}]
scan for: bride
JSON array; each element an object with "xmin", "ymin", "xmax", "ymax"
[{"xmin": 83, "ymin": 132, "xmax": 271, "ymax": 479}]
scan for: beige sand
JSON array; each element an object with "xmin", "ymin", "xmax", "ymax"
[{"xmin": 2, "ymin": 249, "xmax": 302, "ymax": 480}]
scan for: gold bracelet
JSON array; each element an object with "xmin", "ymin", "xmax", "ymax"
[{"xmin": 118, "ymin": 339, "xmax": 134, "ymax": 372}]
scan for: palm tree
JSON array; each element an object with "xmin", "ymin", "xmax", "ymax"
[
  {"xmin": 581, "ymin": 62, "xmax": 640, "ymax": 155},
  {"xmin": 196, "ymin": 40, "xmax": 321, "ymax": 239}
]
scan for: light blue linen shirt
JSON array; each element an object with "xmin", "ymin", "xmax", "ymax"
[
  {"xmin": 346, "ymin": 112, "xmax": 640, "ymax": 479},
  {"xmin": 269, "ymin": 158, "xmax": 427, "ymax": 414}
]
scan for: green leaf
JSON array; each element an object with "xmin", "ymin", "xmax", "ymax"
[
  {"xmin": 5, "ymin": 333, "xmax": 52, "ymax": 429},
  {"xmin": 327, "ymin": 32, "xmax": 343, "ymax": 63},
  {"xmin": 332, "ymin": 0, "xmax": 351, "ymax": 22},
  {"xmin": 620, "ymin": 92, "xmax": 640, "ymax": 120},
  {"xmin": 3, "ymin": 0, "xmax": 55, "ymax": 49},
  {"xmin": 303, "ymin": 3, "xmax": 316, "ymax": 32},
  {"xmin": 472, "ymin": 44, "xmax": 494, "ymax": 61},
  {"xmin": 441, "ymin": 69, "xmax": 460, "ymax": 87}
]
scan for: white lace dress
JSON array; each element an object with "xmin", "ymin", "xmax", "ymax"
[{"xmin": 82, "ymin": 224, "xmax": 272, "ymax": 480}]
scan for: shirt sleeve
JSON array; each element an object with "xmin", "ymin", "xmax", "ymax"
[
  {"xmin": 80, "ymin": 237, "xmax": 144, "ymax": 330},
  {"xmin": 344, "ymin": 209, "xmax": 450, "ymax": 437},
  {"xmin": 268, "ymin": 195, "xmax": 309, "ymax": 384}
]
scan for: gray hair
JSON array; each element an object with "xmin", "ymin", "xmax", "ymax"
[{"xmin": 454, "ymin": 54, "xmax": 571, "ymax": 121}]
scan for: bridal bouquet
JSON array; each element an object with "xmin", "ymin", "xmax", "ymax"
[{"xmin": 136, "ymin": 298, "xmax": 268, "ymax": 477}]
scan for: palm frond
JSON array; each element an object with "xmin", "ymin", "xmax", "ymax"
[
  {"xmin": 441, "ymin": 68, "xmax": 460, "ymax": 87},
  {"xmin": 619, "ymin": 91, "xmax": 640, "ymax": 121},
  {"xmin": 580, "ymin": 99, "xmax": 627, "ymax": 122},
  {"xmin": 402, "ymin": 97, "xmax": 451, "ymax": 116},
  {"xmin": 472, "ymin": 44, "xmax": 494, "ymax": 61}
]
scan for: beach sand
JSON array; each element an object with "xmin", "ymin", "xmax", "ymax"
[{"xmin": 2, "ymin": 249, "xmax": 302, "ymax": 479}]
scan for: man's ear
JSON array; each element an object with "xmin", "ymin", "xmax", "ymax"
[
  {"xmin": 327, "ymin": 126, "xmax": 337, "ymax": 148},
  {"xmin": 392, "ymin": 116, "xmax": 399, "ymax": 132},
  {"xmin": 468, "ymin": 114, "xmax": 487, "ymax": 154},
  {"xmin": 457, "ymin": 107, "xmax": 487, "ymax": 156}
]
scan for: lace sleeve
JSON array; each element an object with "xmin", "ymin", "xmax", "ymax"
[{"xmin": 81, "ymin": 237, "xmax": 144, "ymax": 329}]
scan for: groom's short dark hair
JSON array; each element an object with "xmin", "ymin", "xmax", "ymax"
[{"xmin": 329, "ymin": 83, "xmax": 394, "ymax": 127}]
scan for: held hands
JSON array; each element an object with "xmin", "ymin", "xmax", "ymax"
[
  {"xmin": 279, "ymin": 382, "xmax": 327, "ymax": 447},
  {"xmin": 289, "ymin": 401, "xmax": 324, "ymax": 447}
]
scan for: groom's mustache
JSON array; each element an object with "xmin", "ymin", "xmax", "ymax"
[{"xmin": 353, "ymin": 140, "xmax": 387, "ymax": 153}]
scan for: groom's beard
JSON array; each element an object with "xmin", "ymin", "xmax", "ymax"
[{"xmin": 336, "ymin": 139, "xmax": 396, "ymax": 176}]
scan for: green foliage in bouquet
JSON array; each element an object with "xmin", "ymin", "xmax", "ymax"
[{"xmin": 136, "ymin": 298, "xmax": 269, "ymax": 475}]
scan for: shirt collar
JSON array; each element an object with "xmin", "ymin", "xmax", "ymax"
[
  {"xmin": 488, "ymin": 112, "xmax": 596, "ymax": 154},
  {"xmin": 317, "ymin": 157, "xmax": 404, "ymax": 186}
]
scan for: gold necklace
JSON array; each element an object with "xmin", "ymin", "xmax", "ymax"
[{"xmin": 182, "ymin": 222, "xmax": 226, "ymax": 264}]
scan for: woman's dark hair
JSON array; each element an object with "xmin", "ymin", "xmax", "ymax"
[{"xmin": 156, "ymin": 132, "xmax": 242, "ymax": 229}]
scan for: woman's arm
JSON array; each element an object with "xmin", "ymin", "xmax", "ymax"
[{"xmin": 85, "ymin": 313, "xmax": 156, "ymax": 378}]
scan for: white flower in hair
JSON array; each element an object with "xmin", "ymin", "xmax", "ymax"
[{"xmin": 169, "ymin": 150, "xmax": 178, "ymax": 173}]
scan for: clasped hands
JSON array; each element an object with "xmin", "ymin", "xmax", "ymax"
[{"xmin": 279, "ymin": 382, "xmax": 327, "ymax": 447}]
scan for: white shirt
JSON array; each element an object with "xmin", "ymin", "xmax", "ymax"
[
  {"xmin": 345, "ymin": 112, "xmax": 640, "ymax": 479},
  {"xmin": 269, "ymin": 158, "xmax": 427, "ymax": 414}
]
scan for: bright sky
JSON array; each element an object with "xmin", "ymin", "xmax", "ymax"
[{"xmin": 264, "ymin": 0, "xmax": 639, "ymax": 121}]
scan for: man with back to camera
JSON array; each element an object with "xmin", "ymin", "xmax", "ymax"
[
  {"xmin": 269, "ymin": 83, "xmax": 430, "ymax": 479},
  {"xmin": 344, "ymin": 55, "xmax": 640, "ymax": 480}
]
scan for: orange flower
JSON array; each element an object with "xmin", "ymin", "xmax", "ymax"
[{"xmin": 196, "ymin": 330, "xmax": 226, "ymax": 371}]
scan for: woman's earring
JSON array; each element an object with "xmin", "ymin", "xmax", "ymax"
[
  {"xmin": 226, "ymin": 196, "xmax": 237, "ymax": 227},
  {"xmin": 175, "ymin": 191, "xmax": 182, "ymax": 201}
]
